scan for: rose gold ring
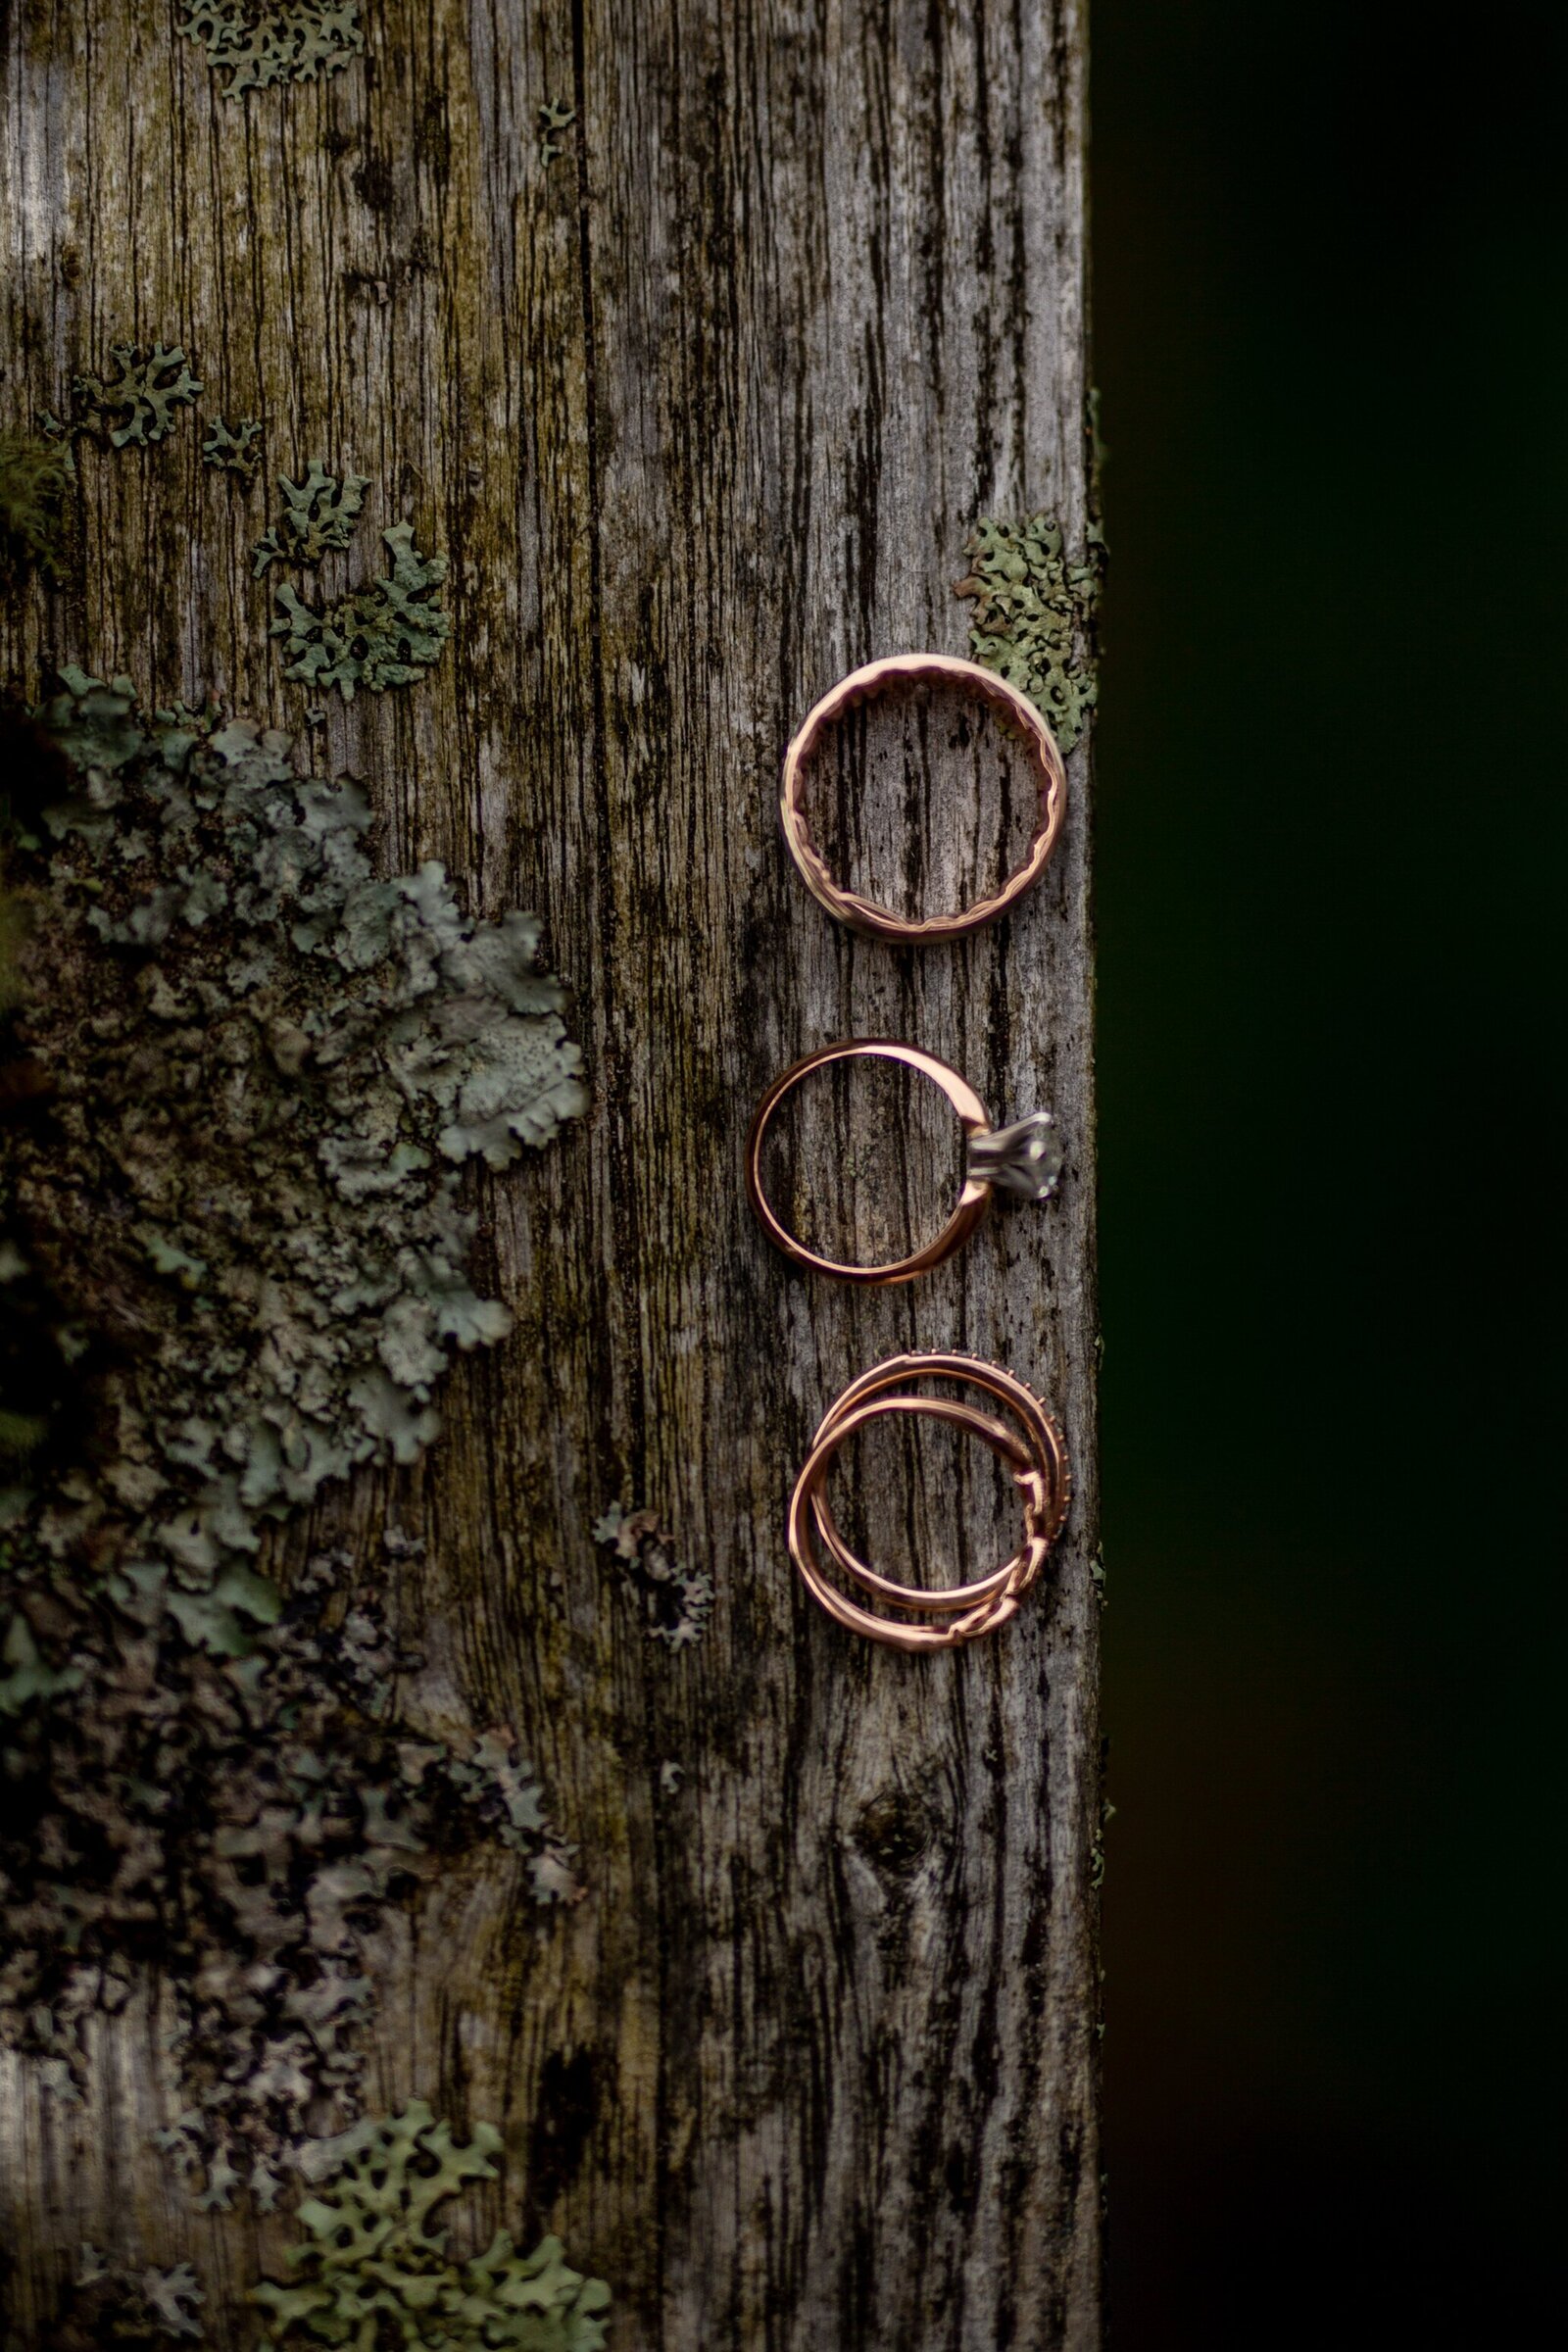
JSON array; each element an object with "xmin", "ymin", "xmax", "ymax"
[
  {"xmin": 806, "ymin": 1396, "xmax": 1040, "ymax": 1614},
  {"xmin": 780, "ymin": 653, "xmax": 1068, "ymax": 944},
  {"xmin": 787, "ymin": 1352, "xmax": 1071, "ymax": 1651},
  {"xmin": 745, "ymin": 1039, "xmax": 1062, "ymax": 1285}
]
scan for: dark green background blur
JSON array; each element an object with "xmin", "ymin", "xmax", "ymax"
[{"xmin": 1092, "ymin": 2, "xmax": 1565, "ymax": 2340}]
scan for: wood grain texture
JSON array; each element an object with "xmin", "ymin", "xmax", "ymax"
[{"xmin": 0, "ymin": 2, "xmax": 1102, "ymax": 2344}]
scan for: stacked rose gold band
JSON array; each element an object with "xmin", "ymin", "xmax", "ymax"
[
  {"xmin": 789, "ymin": 1355, "xmax": 1071, "ymax": 1652},
  {"xmin": 752, "ymin": 653, "xmax": 1075, "ymax": 1650}
]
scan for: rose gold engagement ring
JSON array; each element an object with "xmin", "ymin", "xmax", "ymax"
[
  {"xmin": 787, "ymin": 1351, "xmax": 1071, "ymax": 1650},
  {"xmin": 745, "ymin": 1039, "xmax": 1062, "ymax": 1285},
  {"xmin": 779, "ymin": 652, "xmax": 1068, "ymax": 943}
]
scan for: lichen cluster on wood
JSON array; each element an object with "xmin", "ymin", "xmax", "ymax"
[
  {"xmin": 252, "ymin": 463, "xmax": 369, "ymax": 576},
  {"xmin": 246, "ymin": 466, "xmax": 450, "ymax": 697},
  {"xmin": 253, "ymin": 2101, "xmax": 611, "ymax": 2350},
  {"xmin": 536, "ymin": 101, "xmax": 576, "ymax": 166},
  {"xmin": 271, "ymin": 521, "xmax": 450, "ymax": 699},
  {"xmin": 67, "ymin": 344, "xmax": 205, "ymax": 450},
  {"xmin": 0, "ymin": 672, "xmax": 587, "ymax": 2202},
  {"xmin": 1, "ymin": 1515, "xmax": 577, "ymax": 2203},
  {"xmin": 956, "ymin": 513, "xmax": 1106, "ymax": 755},
  {"xmin": 592, "ymin": 1502, "xmax": 713, "ymax": 1650},
  {"xmin": 200, "ymin": 418, "xmax": 265, "ymax": 484},
  {"xmin": 4, "ymin": 670, "xmax": 584, "ymax": 1652},
  {"xmin": 178, "ymin": 1, "xmax": 366, "ymax": 97},
  {"xmin": 53, "ymin": 2249, "xmax": 206, "ymax": 2345}
]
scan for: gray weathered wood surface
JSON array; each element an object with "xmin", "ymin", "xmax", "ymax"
[{"xmin": 0, "ymin": 2, "xmax": 1102, "ymax": 2343}]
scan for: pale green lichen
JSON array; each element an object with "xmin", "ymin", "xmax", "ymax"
[
  {"xmin": 0, "ymin": 672, "xmax": 585, "ymax": 2185},
  {"xmin": 272, "ymin": 522, "xmax": 451, "ymax": 698},
  {"xmin": 254, "ymin": 2101, "xmax": 612, "ymax": 2351},
  {"xmin": 538, "ymin": 100, "xmax": 576, "ymax": 165},
  {"xmin": 4, "ymin": 1529, "xmax": 579, "ymax": 2196},
  {"xmin": 3, "ymin": 668, "xmax": 584, "ymax": 1659},
  {"xmin": 1089, "ymin": 1798, "xmax": 1116, "ymax": 1892},
  {"xmin": 252, "ymin": 460, "xmax": 369, "ymax": 574},
  {"xmin": 594, "ymin": 1503, "xmax": 713, "ymax": 1650},
  {"xmin": 0, "ymin": 1609, "xmax": 82, "ymax": 1705},
  {"xmin": 956, "ymin": 513, "xmax": 1105, "ymax": 755},
  {"xmin": 56, "ymin": 2249, "xmax": 206, "ymax": 2343},
  {"xmin": 0, "ymin": 428, "xmax": 75, "ymax": 582},
  {"xmin": 179, "ymin": 1, "xmax": 365, "ymax": 96},
  {"xmin": 71, "ymin": 345, "xmax": 204, "ymax": 450},
  {"xmin": 201, "ymin": 416, "xmax": 265, "ymax": 484}
]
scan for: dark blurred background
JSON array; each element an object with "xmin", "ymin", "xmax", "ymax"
[{"xmin": 1092, "ymin": 2, "xmax": 1565, "ymax": 2341}]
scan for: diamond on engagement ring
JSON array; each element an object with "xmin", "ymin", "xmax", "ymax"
[{"xmin": 966, "ymin": 1110, "xmax": 1063, "ymax": 1202}]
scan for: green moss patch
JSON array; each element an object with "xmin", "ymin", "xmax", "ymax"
[{"xmin": 0, "ymin": 430, "xmax": 74, "ymax": 583}]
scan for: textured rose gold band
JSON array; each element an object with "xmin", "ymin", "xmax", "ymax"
[
  {"xmin": 788, "ymin": 1352, "xmax": 1071, "ymax": 1651},
  {"xmin": 779, "ymin": 652, "xmax": 1068, "ymax": 944}
]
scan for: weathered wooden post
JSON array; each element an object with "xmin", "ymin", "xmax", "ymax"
[{"xmin": 0, "ymin": 5, "xmax": 1102, "ymax": 2344}]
